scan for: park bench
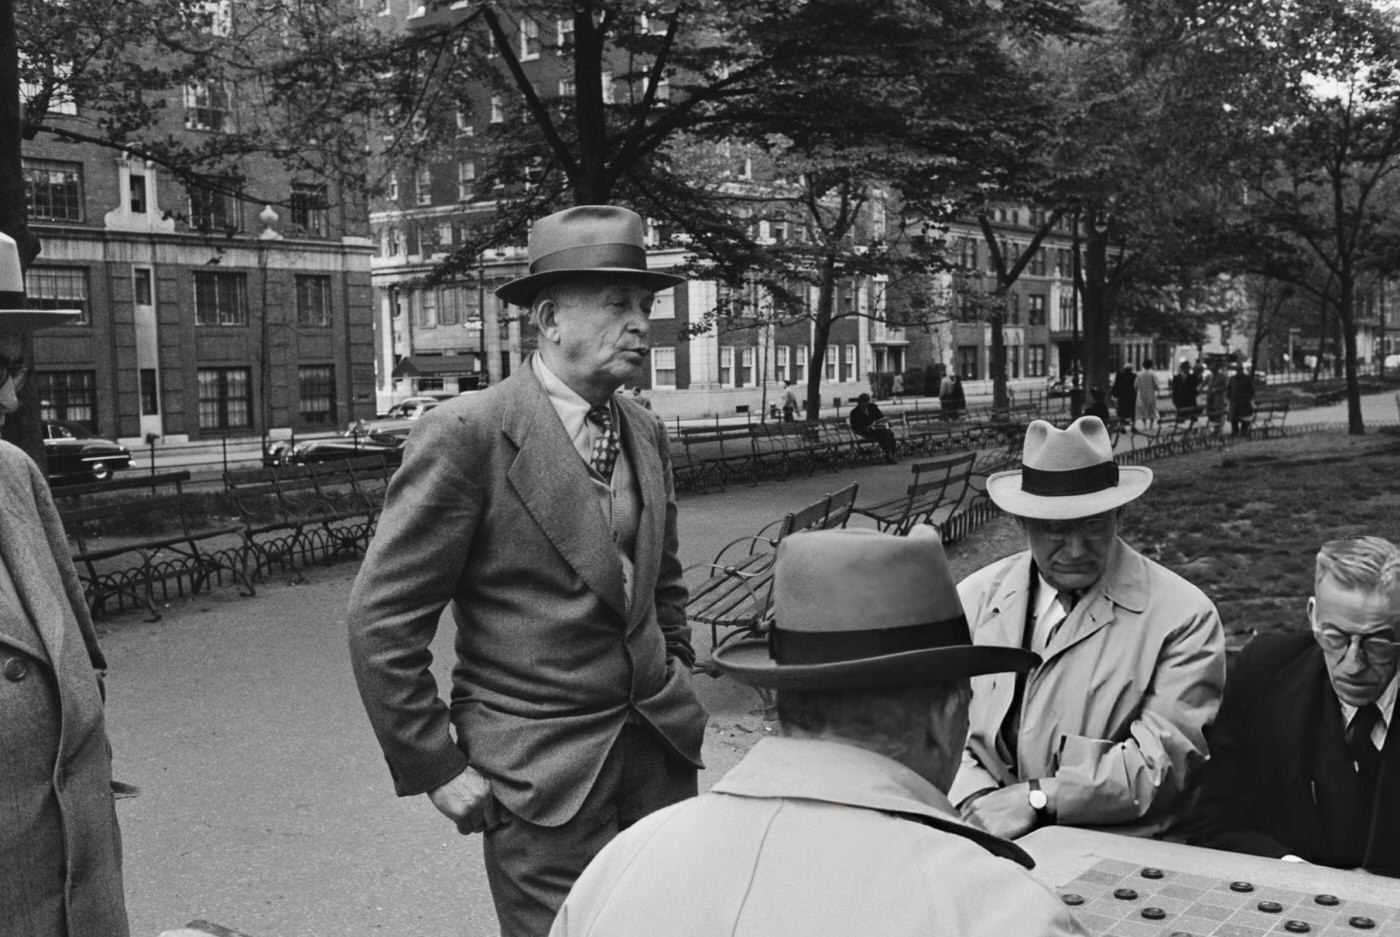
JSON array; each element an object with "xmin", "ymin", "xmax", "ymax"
[
  {"xmin": 900, "ymin": 410, "xmax": 973, "ymax": 455},
  {"xmin": 673, "ymin": 424, "xmax": 757, "ymax": 492},
  {"xmin": 1152, "ymin": 409, "xmax": 1211, "ymax": 454},
  {"xmin": 749, "ymin": 421, "xmax": 816, "ymax": 480},
  {"xmin": 1254, "ymin": 401, "xmax": 1290, "ymax": 438},
  {"xmin": 850, "ymin": 452, "xmax": 977, "ymax": 536},
  {"xmin": 688, "ymin": 482, "xmax": 859, "ymax": 673},
  {"xmin": 56, "ymin": 471, "xmax": 252, "ymax": 621}
]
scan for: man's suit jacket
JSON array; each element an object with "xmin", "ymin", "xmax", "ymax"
[
  {"xmin": 0, "ymin": 440, "xmax": 128, "ymax": 937},
  {"xmin": 1178, "ymin": 631, "xmax": 1400, "ymax": 875},
  {"xmin": 347, "ymin": 364, "xmax": 707, "ymax": 827},
  {"xmin": 950, "ymin": 540, "xmax": 1225, "ymax": 831}
]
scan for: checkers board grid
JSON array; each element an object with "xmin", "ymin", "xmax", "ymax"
[{"xmin": 1058, "ymin": 858, "xmax": 1399, "ymax": 937}]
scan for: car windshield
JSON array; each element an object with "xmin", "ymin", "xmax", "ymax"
[{"xmin": 48, "ymin": 422, "xmax": 97, "ymax": 440}]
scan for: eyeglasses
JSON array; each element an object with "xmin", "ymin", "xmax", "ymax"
[
  {"xmin": 1028, "ymin": 514, "xmax": 1115, "ymax": 542},
  {"xmin": 1313, "ymin": 625, "xmax": 1400, "ymax": 664}
]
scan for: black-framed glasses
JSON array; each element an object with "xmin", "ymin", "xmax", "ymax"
[{"xmin": 1313, "ymin": 625, "xmax": 1400, "ymax": 664}]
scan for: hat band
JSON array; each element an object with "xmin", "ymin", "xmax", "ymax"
[
  {"xmin": 769, "ymin": 615, "xmax": 971, "ymax": 666},
  {"xmin": 530, "ymin": 243, "xmax": 648, "ymax": 275},
  {"xmin": 1020, "ymin": 460, "xmax": 1119, "ymax": 497}
]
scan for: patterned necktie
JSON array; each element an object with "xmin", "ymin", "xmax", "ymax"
[{"xmin": 587, "ymin": 402, "xmax": 620, "ymax": 480}]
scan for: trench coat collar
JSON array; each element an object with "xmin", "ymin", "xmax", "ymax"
[
  {"xmin": 500, "ymin": 359, "xmax": 629, "ymax": 622},
  {"xmin": 714, "ymin": 737, "xmax": 1034, "ymax": 867}
]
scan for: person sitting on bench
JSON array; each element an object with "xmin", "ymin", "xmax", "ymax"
[{"xmin": 849, "ymin": 393, "xmax": 898, "ymax": 464}]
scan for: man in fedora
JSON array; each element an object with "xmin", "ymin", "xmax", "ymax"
[
  {"xmin": 348, "ymin": 206, "xmax": 707, "ymax": 937},
  {"xmin": 0, "ymin": 232, "xmax": 130, "ymax": 936},
  {"xmin": 950, "ymin": 416, "xmax": 1225, "ymax": 840},
  {"xmin": 550, "ymin": 527, "xmax": 1085, "ymax": 937}
]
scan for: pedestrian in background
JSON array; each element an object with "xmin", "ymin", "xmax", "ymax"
[
  {"xmin": 781, "ymin": 380, "xmax": 800, "ymax": 422},
  {"xmin": 0, "ymin": 233, "xmax": 129, "ymax": 937},
  {"xmin": 1111, "ymin": 364, "xmax": 1136, "ymax": 430},
  {"xmin": 347, "ymin": 206, "xmax": 707, "ymax": 937},
  {"xmin": 1135, "ymin": 359, "xmax": 1160, "ymax": 433},
  {"xmin": 1228, "ymin": 362, "xmax": 1255, "ymax": 437}
]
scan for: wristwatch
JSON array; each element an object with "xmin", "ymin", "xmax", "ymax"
[{"xmin": 1027, "ymin": 779, "xmax": 1051, "ymax": 821}]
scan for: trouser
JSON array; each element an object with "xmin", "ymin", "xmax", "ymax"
[{"xmin": 481, "ymin": 722, "xmax": 698, "ymax": 937}]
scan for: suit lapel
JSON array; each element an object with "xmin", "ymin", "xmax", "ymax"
[
  {"xmin": 1281, "ymin": 648, "xmax": 1359, "ymax": 864},
  {"xmin": 501, "ymin": 366, "xmax": 629, "ymax": 621},
  {"xmin": 1368, "ymin": 700, "xmax": 1400, "ymax": 870},
  {"xmin": 617, "ymin": 402, "xmax": 665, "ymax": 630},
  {"xmin": 0, "ymin": 478, "xmax": 60, "ymax": 663},
  {"xmin": 974, "ymin": 554, "xmax": 1033, "ymax": 771}
]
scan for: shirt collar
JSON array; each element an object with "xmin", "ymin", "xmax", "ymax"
[
  {"xmin": 1339, "ymin": 672, "xmax": 1399, "ymax": 729},
  {"xmin": 532, "ymin": 354, "xmax": 596, "ymax": 460},
  {"xmin": 712, "ymin": 736, "xmax": 961, "ymax": 824}
]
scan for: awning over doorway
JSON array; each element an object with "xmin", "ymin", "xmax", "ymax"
[{"xmin": 392, "ymin": 355, "xmax": 481, "ymax": 378}]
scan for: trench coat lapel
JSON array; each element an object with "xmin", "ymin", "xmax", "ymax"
[
  {"xmin": 973, "ymin": 553, "xmax": 1034, "ymax": 763},
  {"xmin": 617, "ymin": 402, "xmax": 665, "ymax": 631},
  {"xmin": 502, "ymin": 368, "xmax": 628, "ymax": 622},
  {"xmin": 0, "ymin": 479, "xmax": 60, "ymax": 663}
]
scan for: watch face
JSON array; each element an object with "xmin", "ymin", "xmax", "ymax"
[{"xmin": 1029, "ymin": 790, "xmax": 1049, "ymax": 810}]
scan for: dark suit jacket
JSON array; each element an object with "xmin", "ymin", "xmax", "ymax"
[
  {"xmin": 347, "ymin": 363, "xmax": 707, "ymax": 827},
  {"xmin": 1178, "ymin": 631, "xmax": 1400, "ymax": 875},
  {"xmin": 0, "ymin": 440, "xmax": 128, "ymax": 936}
]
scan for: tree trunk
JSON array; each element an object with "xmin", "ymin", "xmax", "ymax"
[
  {"xmin": 805, "ymin": 257, "xmax": 837, "ymax": 421},
  {"xmin": 1080, "ymin": 217, "xmax": 1113, "ymax": 403},
  {"xmin": 1340, "ymin": 273, "xmax": 1364, "ymax": 435},
  {"xmin": 990, "ymin": 306, "xmax": 1007, "ymax": 414}
]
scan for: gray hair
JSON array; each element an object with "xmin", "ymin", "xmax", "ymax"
[
  {"xmin": 1315, "ymin": 536, "xmax": 1400, "ymax": 592},
  {"xmin": 775, "ymin": 679, "xmax": 968, "ymax": 756}
]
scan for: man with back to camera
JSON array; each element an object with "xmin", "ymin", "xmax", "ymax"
[
  {"xmin": 550, "ymin": 526, "xmax": 1087, "ymax": 937},
  {"xmin": 346, "ymin": 205, "xmax": 707, "ymax": 937},
  {"xmin": 951, "ymin": 416, "xmax": 1226, "ymax": 839},
  {"xmin": 1177, "ymin": 536, "xmax": 1400, "ymax": 875},
  {"xmin": 848, "ymin": 391, "xmax": 899, "ymax": 464}
]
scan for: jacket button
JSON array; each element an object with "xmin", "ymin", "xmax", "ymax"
[{"xmin": 2, "ymin": 657, "xmax": 28, "ymax": 681}]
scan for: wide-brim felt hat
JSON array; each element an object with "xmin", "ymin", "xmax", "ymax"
[
  {"xmin": 711, "ymin": 526, "xmax": 1038, "ymax": 691},
  {"xmin": 496, "ymin": 205, "xmax": 686, "ymax": 307},
  {"xmin": 0, "ymin": 232, "xmax": 80, "ymax": 331},
  {"xmin": 986, "ymin": 416, "xmax": 1152, "ymax": 521}
]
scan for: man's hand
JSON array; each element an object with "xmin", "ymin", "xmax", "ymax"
[
  {"xmin": 427, "ymin": 766, "xmax": 500, "ymax": 835},
  {"xmin": 960, "ymin": 784, "xmax": 1039, "ymax": 840}
]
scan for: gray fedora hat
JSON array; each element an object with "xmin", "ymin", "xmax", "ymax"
[
  {"xmin": 495, "ymin": 205, "xmax": 685, "ymax": 308},
  {"xmin": 712, "ymin": 526, "xmax": 1038, "ymax": 691},
  {"xmin": 0, "ymin": 232, "xmax": 80, "ymax": 331}
]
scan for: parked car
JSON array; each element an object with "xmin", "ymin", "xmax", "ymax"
[
  {"xmin": 379, "ymin": 397, "xmax": 442, "ymax": 420},
  {"xmin": 265, "ymin": 431, "xmax": 407, "ymax": 467},
  {"xmin": 43, "ymin": 421, "xmax": 133, "ymax": 483}
]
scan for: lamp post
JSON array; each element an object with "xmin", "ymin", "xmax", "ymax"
[{"xmin": 476, "ymin": 250, "xmax": 487, "ymax": 388}]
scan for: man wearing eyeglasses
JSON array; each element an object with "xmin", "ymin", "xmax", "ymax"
[
  {"xmin": 1177, "ymin": 537, "xmax": 1400, "ymax": 874},
  {"xmin": 949, "ymin": 417, "xmax": 1225, "ymax": 841}
]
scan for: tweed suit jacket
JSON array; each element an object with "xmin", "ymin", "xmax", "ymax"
[
  {"xmin": 347, "ymin": 363, "xmax": 706, "ymax": 827},
  {"xmin": 1178, "ymin": 631, "xmax": 1400, "ymax": 875},
  {"xmin": 0, "ymin": 440, "xmax": 128, "ymax": 937}
]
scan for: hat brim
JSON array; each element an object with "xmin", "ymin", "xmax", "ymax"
[
  {"xmin": 496, "ymin": 268, "xmax": 686, "ymax": 307},
  {"xmin": 710, "ymin": 640, "xmax": 1039, "ymax": 691},
  {"xmin": 0, "ymin": 309, "xmax": 82, "ymax": 332},
  {"xmin": 985, "ymin": 465, "xmax": 1153, "ymax": 520}
]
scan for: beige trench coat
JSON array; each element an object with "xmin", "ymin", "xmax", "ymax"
[{"xmin": 949, "ymin": 540, "xmax": 1225, "ymax": 831}]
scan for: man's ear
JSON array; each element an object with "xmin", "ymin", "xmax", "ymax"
[
  {"xmin": 925, "ymin": 681, "xmax": 970, "ymax": 764},
  {"xmin": 1306, "ymin": 595, "xmax": 1317, "ymax": 625},
  {"xmin": 534, "ymin": 299, "xmax": 560, "ymax": 344}
]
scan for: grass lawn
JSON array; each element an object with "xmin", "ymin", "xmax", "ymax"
[{"xmin": 945, "ymin": 428, "xmax": 1400, "ymax": 650}]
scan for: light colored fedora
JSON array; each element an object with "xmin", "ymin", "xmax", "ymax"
[
  {"xmin": 986, "ymin": 416, "xmax": 1152, "ymax": 521},
  {"xmin": 711, "ymin": 526, "xmax": 1038, "ymax": 690},
  {"xmin": 0, "ymin": 232, "xmax": 80, "ymax": 331},
  {"xmin": 495, "ymin": 205, "xmax": 685, "ymax": 307}
]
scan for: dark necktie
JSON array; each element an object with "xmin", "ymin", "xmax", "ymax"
[
  {"xmin": 998, "ymin": 589, "xmax": 1079, "ymax": 766},
  {"xmin": 1346, "ymin": 704, "xmax": 1383, "ymax": 769},
  {"xmin": 587, "ymin": 402, "xmax": 619, "ymax": 480}
]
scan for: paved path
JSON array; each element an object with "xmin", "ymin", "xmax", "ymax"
[{"xmin": 102, "ymin": 391, "xmax": 1391, "ymax": 937}]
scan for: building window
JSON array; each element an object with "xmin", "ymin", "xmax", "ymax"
[
  {"xmin": 386, "ymin": 173, "xmax": 399, "ymax": 201},
  {"xmin": 794, "ymin": 344, "xmax": 807, "ymax": 383},
  {"xmin": 739, "ymin": 347, "xmax": 754, "ymax": 386},
  {"xmin": 194, "ymin": 271, "xmax": 247, "ymax": 326},
  {"xmin": 438, "ymin": 285, "xmax": 463, "ymax": 325},
  {"xmin": 602, "ymin": 70, "xmax": 615, "ymax": 105},
  {"xmin": 295, "ymin": 275, "xmax": 332, "ymax": 327},
  {"xmin": 1029, "ymin": 294, "xmax": 1046, "ymax": 326},
  {"xmin": 418, "ymin": 288, "xmax": 437, "ymax": 327},
  {"xmin": 455, "ymin": 107, "xmax": 474, "ymax": 135},
  {"xmin": 299, "ymin": 365, "xmax": 336, "ymax": 425},
  {"xmin": 957, "ymin": 345, "xmax": 979, "ymax": 379},
  {"xmin": 1030, "ymin": 247, "xmax": 1046, "ymax": 277},
  {"xmin": 1008, "ymin": 345, "xmax": 1021, "ymax": 379},
  {"xmin": 843, "ymin": 344, "xmax": 857, "ymax": 382},
  {"xmin": 1058, "ymin": 292, "xmax": 1075, "ymax": 330},
  {"xmin": 133, "ymin": 268, "xmax": 152, "ymax": 306},
  {"xmin": 386, "ymin": 227, "xmax": 400, "ymax": 257},
  {"xmin": 651, "ymin": 346, "xmax": 676, "ymax": 388},
  {"xmin": 185, "ymin": 81, "xmax": 232, "ymax": 132},
  {"xmin": 189, "ymin": 182, "xmax": 239, "ymax": 232},
  {"xmin": 1027, "ymin": 345, "xmax": 1047, "ymax": 378},
  {"xmin": 26, "ymin": 267, "xmax": 89, "ymax": 325},
  {"xmin": 558, "ymin": 77, "xmax": 576, "ymax": 98},
  {"xmin": 1057, "ymin": 248, "xmax": 1072, "ymax": 278},
  {"xmin": 719, "ymin": 346, "xmax": 734, "ymax": 387},
  {"xmin": 197, "ymin": 367, "xmax": 251, "ymax": 429},
  {"xmin": 290, "ymin": 182, "xmax": 328, "ymax": 236},
  {"xmin": 35, "ymin": 371, "xmax": 96, "ymax": 428},
  {"xmin": 958, "ymin": 236, "xmax": 977, "ymax": 270},
  {"xmin": 490, "ymin": 95, "xmax": 504, "ymax": 123},
  {"xmin": 22, "ymin": 158, "xmax": 83, "ymax": 222},
  {"xmin": 140, "ymin": 368, "xmax": 160, "ymax": 415},
  {"xmin": 1006, "ymin": 292, "xmax": 1020, "ymax": 325},
  {"xmin": 775, "ymin": 345, "xmax": 789, "ymax": 383},
  {"xmin": 130, "ymin": 174, "xmax": 147, "ymax": 213},
  {"xmin": 457, "ymin": 160, "xmax": 475, "ymax": 201},
  {"xmin": 556, "ymin": 17, "xmax": 574, "ymax": 47},
  {"xmin": 825, "ymin": 349, "xmax": 837, "ymax": 381},
  {"xmin": 519, "ymin": 18, "xmax": 541, "ymax": 60},
  {"xmin": 415, "ymin": 167, "xmax": 432, "ymax": 206}
]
